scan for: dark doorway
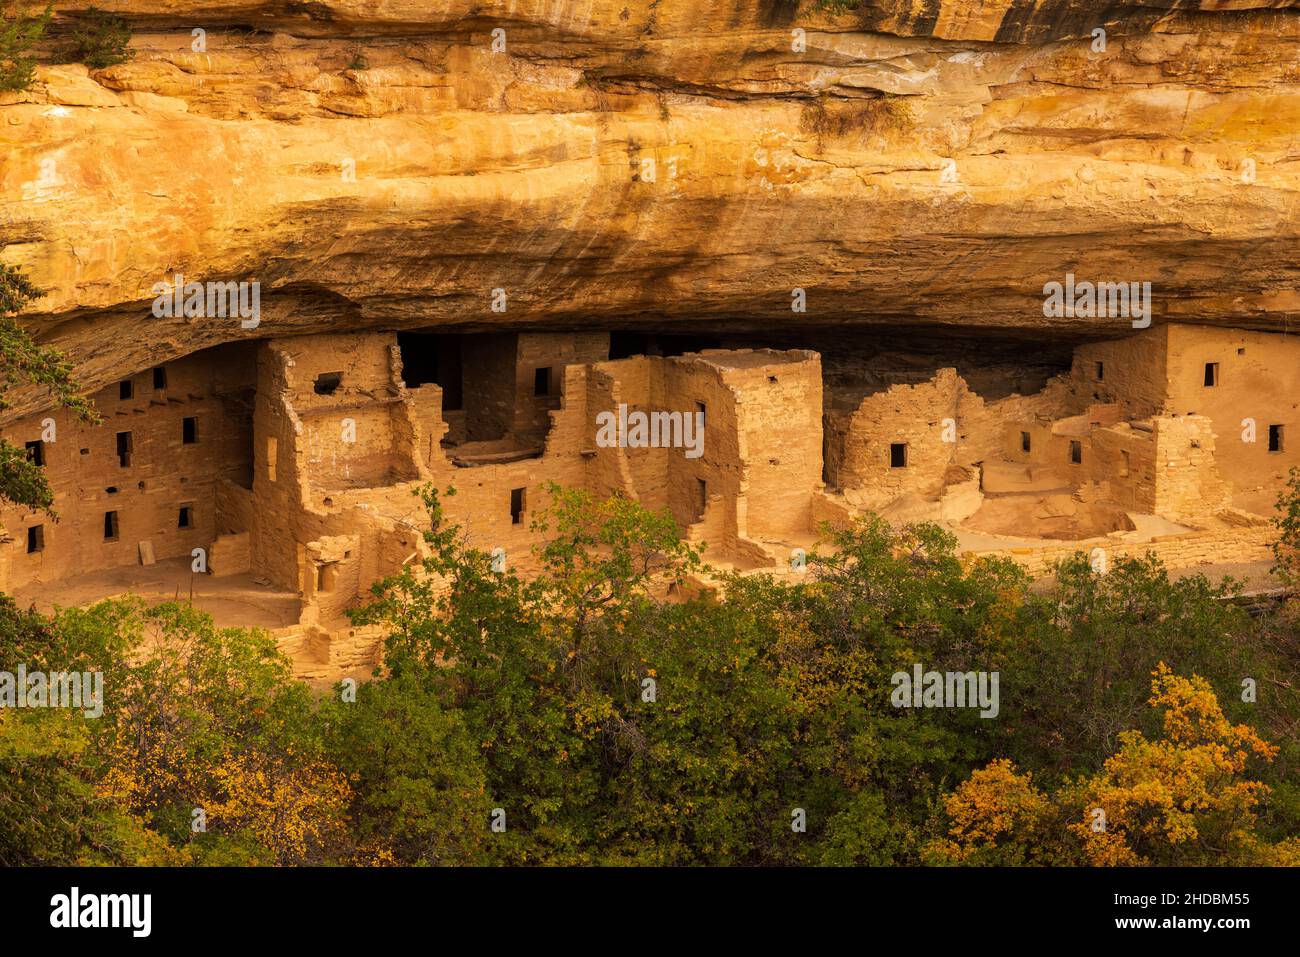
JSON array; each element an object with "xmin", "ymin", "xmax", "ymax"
[{"xmin": 397, "ymin": 332, "xmax": 464, "ymax": 411}]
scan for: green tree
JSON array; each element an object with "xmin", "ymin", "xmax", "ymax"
[
  {"xmin": 61, "ymin": 7, "xmax": 133, "ymax": 69},
  {"xmin": 62, "ymin": 600, "xmax": 349, "ymax": 865},
  {"xmin": 0, "ymin": 3, "xmax": 50, "ymax": 93},
  {"xmin": 1273, "ymin": 467, "xmax": 1300, "ymax": 589},
  {"xmin": 353, "ymin": 484, "xmax": 709, "ymax": 863},
  {"xmin": 0, "ymin": 596, "xmax": 180, "ymax": 865},
  {"xmin": 0, "ymin": 260, "xmax": 98, "ymax": 514},
  {"xmin": 781, "ymin": 519, "xmax": 1031, "ymax": 864},
  {"xmin": 354, "ymin": 491, "xmax": 1034, "ymax": 865},
  {"xmin": 321, "ymin": 674, "xmax": 492, "ymax": 865},
  {"xmin": 998, "ymin": 553, "xmax": 1260, "ymax": 778}
]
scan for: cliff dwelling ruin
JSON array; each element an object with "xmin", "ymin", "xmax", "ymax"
[
  {"xmin": 0, "ymin": 322, "xmax": 1294, "ymax": 682},
  {"xmin": 2, "ymin": 4, "xmax": 1299, "ymax": 692}
]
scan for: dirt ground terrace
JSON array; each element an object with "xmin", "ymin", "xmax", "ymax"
[{"xmin": 13, "ymin": 556, "xmax": 300, "ymax": 629}]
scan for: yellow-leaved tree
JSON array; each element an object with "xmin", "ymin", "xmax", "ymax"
[
  {"xmin": 1063, "ymin": 664, "xmax": 1279, "ymax": 866},
  {"xmin": 931, "ymin": 665, "xmax": 1299, "ymax": 866},
  {"xmin": 925, "ymin": 758, "xmax": 1064, "ymax": 866}
]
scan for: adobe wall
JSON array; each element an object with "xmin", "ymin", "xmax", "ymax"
[
  {"xmin": 1149, "ymin": 414, "xmax": 1233, "ymax": 523},
  {"xmin": 246, "ymin": 334, "xmax": 424, "ymax": 593},
  {"xmin": 588, "ymin": 354, "xmax": 743, "ymax": 543},
  {"xmin": 825, "ymin": 369, "xmax": 962, "ymax": 503},
  {"xmin": 422, "ymin": 362, "xmax": 593, "ymax": 576},
  {"xmin": 219, "ymin": 327, "xmax": 612, "ymax": 635},
  {"xmin": 589, "ymin": 355, "xmax": 675, "ymax": 512},
  {"xmin": 1068, "ymin": 326, "xmax": 1170, "ymax": 420},
  {"xmin": 826, "ymin": 367, "xmax": 1080, "ymax": 504},
  {"xmin": 514, "ymin": 332, "xmax": 609, "ymax": 442},
  {"xmin": 0, "ymin": 344, "xmax": 255, "ymax": 593},
  {"xmin": 583, "ymin": 366, "xmax": 639, "ymax": 503},
  {"xmin": 1073, "ymin": 421, "xmax": 1158, "ymax": 513},
  {"xmin": 250, "ymin": 330, "xmax": 602, "ymax": 608},
  {"xmin": 8, "ymin": 322, "xmax": 1287, "ymax": 686},
  {"xmin": 708, "ymin": 349, "xmax": 823, "ymax": 542},
  {"xmin": 1162, "ymin": 325, "xmax": 1300, "ymax": 513},
  {"xmin": 1047, "ymin": 404, "xmax": 1121, "ymax": 489},
  {"xmin": 291, "ymin": 334, "xmax": 421, "ymax": 493},
  {"xmin": 583, "ymin": 349, "xmax": 822, "ymax": 556},
  {"xmin": 663, "ymin": 357, "xmax": 743, "ymax": 539},
  {"xmin": 821, "ymin": 328, "xmax": 1256, "ymax": 531},
  {"xmin": 956, "ymin": 375, "xmax": 1079, "ymax": 467}
]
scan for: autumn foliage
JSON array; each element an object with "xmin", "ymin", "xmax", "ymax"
[{"xmin": 2, "ymin": 481, "xmax": 1299, "ymax": 866}]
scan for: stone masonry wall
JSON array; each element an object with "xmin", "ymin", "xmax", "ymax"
[
  {"xmin": 1163, "ymin": 325, "xmax": 1300, "ymax": 513},
  {"xmin": 0, "ymin": 344, "xmax": 255, "ymax": 593},
  {"xmin": 716, "ymin": 349, "xmax": 823, "ymax": 542}
]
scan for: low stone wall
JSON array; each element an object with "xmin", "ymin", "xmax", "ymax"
[{"xmin": 965, "ymin": 525, "xmax": 1275, "ymax": 578}]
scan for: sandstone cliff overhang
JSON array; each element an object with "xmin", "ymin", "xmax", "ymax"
[{"xmin": 3, "ymin": 1, "xmax": 1300, "ymax": 419}]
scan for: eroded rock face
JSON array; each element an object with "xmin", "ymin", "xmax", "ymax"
[{"xmin": 3, "ymin": 1, "xmax": 1300, "ymax": 417}]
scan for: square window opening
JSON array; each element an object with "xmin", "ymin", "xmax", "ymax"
[
  {"xmin": 314, "ymin": 372, "xmax": 343, "ymax": 395},
  {"xmin": 1269, "ymin": 425, "xmax": 1284, "ymax": 453},
  {"xmin": 1204, "ymin": 362, "xmax": 1219, "ymax": 387},
  {"xmin": 27, "ymin": 525, "xmax": 43, "ymax": 554},
  {"xmin": 25, "ymin": 440, "xmax": 44, "ymax": 467},
  {"xmin": 1069, "ymin": 440, "xmax": 1082, "ymax": 465},
  {"xmin": 103, "ymin": 511, "xmax": 119, "ymax": 542},
  {"xmin": 182, "ymin": 417, "xmax": 197, "ymax": 444},
  {"xmin": 510, "ymin": 487, "xmax": 526, "ymax": 525},
  {"xmin": 890, "ymin": 443, "xmax": 908, "ymax": 468},
  {"xmin": 153, "ymin": 367, "xmax": 167, "ymax": 390},
  {"xmin": 533, "ymin": 367, "xmax": 552, "ymax": 397},
  {"xmin": 119, "ymin": 380, "xmax": 133, "ymax": 401}
]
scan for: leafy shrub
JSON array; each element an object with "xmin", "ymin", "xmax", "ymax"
[
  {"xmin": 0, "ymin": 3, "xmax": 51, "ymax": 92},
  {"xmin": 1273, "ymin": 467, "xmax": 1300, "ymax": 588},
  {"xmin": 0, "ymin": 260, "xmax": 98, "ymax": 514},
  {"xmin": 62, "ymin": 6, "xmax": 133, "ymax": 69}
]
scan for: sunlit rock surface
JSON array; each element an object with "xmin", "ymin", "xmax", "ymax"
[{"xmin": 3, "ymin": 1, "xmax": 1300, "ymax": 415}]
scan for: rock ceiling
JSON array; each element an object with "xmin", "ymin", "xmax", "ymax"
[{"xmin": 2, "ymin": 1, "xmax": 1299, "ymax": 416}]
